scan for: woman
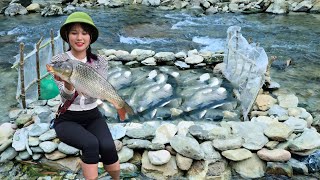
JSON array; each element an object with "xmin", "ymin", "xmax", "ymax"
[{"xmin": 51, "ymin": 12, "xmax": 120, "ymax": 180}]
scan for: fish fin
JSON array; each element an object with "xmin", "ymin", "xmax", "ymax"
[
  {"xmin": 117, "ymin": 108, "xmax": 127, "ymax": 121},
  {"xmin": 117, "ymin": 102, "xmax": 134, "ymax": 121},
  {"xmin": 124, "ymin": 102, "xmax": 135, "ymax": 115},
  {"xmin": 46, "ymin": 64, "xmax": 54, "ymax": 73}
]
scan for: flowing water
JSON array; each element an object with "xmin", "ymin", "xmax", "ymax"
[{"xmin": 0, "ymin": 5, "xmax": 319, "ymax": 124}]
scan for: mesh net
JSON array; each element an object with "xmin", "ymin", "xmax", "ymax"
[
  {"xmin": 15, "ymin": 33, "xmax": 64, "ymax": 107},
  {"xmin": 223, "ymin": 26, "xmax": 268, "ymax": 120}
]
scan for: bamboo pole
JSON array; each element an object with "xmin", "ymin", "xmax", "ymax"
[
  {"xmin": 19, "ymin": 43, "xmax": 26, "ymax": 109},
  {"xmin": 51, "ymin": 29, "xmax": 55, "ymax": 56},
  {"xmin": 11, "ymin": 38, "xmax": 56, "ymax": 69},
  {"xmin": 36, "ymin": 37, "xmax": 44, "ymax": 98}
]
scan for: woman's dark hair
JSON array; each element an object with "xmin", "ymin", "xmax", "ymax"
[{"xmin": 65, "ymin": 23, "xmax": 98, "ymax": 62}]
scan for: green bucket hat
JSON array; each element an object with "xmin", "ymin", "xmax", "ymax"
[{"xmin": 60, "ymin": 12, "xmax": 99, "ymax": 44}]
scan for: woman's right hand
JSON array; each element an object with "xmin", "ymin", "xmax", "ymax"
[
  {"xmin": 64, "ymin": 81, "xmax": 74, "ymax": 91},
  {"xmin": 53, "ymin": 75, "xmax": 63, "ymax": 81},
  {"xmin": 54, "ymin": 75, "xmax": 74, "ymax": 91}
]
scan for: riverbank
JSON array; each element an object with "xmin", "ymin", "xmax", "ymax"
[
  {"xmin": 1, "ymin": 47, "xmax": 320, "ymax": 179},
  {"xmin": 1, "ymin": 0, "xmax": 320, "ymax": 17}
]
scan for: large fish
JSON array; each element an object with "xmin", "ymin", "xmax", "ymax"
[{"xmin": 46, "ymin": 59, "xmax": 134, "ymax": 121}]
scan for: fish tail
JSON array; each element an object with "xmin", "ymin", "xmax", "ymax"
[{"xmin": 117, "ymin": 102, "xmax": 134, "ymax": 121}]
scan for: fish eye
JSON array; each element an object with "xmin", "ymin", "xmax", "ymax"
[{"xmin": 61, "ymin": 63, "xmax": 73, "ymax": 73}]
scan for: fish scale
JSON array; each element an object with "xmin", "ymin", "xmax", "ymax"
[{"xmin": 71, "ymin": 62, "xmax": 124, "ymax": 108}]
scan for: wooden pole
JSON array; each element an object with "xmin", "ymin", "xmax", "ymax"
[
  {"xmin": 36, "ymin": 37, "xmax": 44, "ymax": 99},
  {"xmin": 51, "ymin": 29, "xmax": 55, "ymax": 56},
  {"xmin": 19, "ymin": 43, "xmax": 26, "ymax": 109}
]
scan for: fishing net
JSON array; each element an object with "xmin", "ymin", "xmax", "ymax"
[
  {"xmin": 223, "ymin": 26, "xmax": 268, "ymax": 120},
  {"xmin": 14, "ymin": 33, "xmax": 64, "ymax": 107}
]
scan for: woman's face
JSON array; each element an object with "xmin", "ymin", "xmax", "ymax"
[{"xmin": 68, "ymin": 23, "xmax": 91, "ymax": 54}]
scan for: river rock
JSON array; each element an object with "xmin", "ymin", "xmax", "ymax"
[
  {"xmin": 293, "ymin": 0, "xmax": 313, "ymax": 12},
  {"xmin": 142, "ymin": 57, "xmax": 157, "ymax": 66},
  {"xmin": 45, "ymin": 150, "xmax": 67, "ymax": 160},
  {"xmin": 28, "ymin": 136, "xmax": 40, "ymax": 146},
  {"xmin": 32, "ymin": 153, "xmax": 42, "ymax": 161},
  {"xmin": 15, "ymin": 113, "xmax": 32, "ymax": 127},
  {"xmin": 222, "ymin": 148, "xmax": 252, "ymax": 161},
  {"xmin": 0, "ymin": 161, "xmax": 14, "ymax": 173},
  {"xmin": 154, "ymin": 52, "xmax": 175, "ymax": 62},
  {"xmin": 266, "ymin": 162, "xmax": 293, "ymax": 177},
  {"xmin": 148, "ymin": 150, "xmax": 171, "ymax": 165},
  {"xmin": 288, "ymin": 158, "xmax": 308, "ymax": 175},
  {"xmin": 232, "ymin": 153, "xmax": 266, "ymax": 179},
  {"xmin": 28, "ymin": 123, "xmax": 50, "ymax": 137},
  {"xmin": 284, "ymin": 117, "xmax": 307, "ymax": 133},
  {"xmin": 58, "ymin": 142, "xmax": 79, "ymax": 155},
  {"xmin": 30, "ymin": 146, "xmax": 44, "ymax": 153},
  {"xmin": 120, "ymin": 163, "xmax": 139, "ymax": 177},
  {"xmin": 185, "ymin": 55, "xmax": 204, "ymax": 64},
  {"xmin": 170, "ymin": 135, "xmax": 204, "ymax": 160},
  {"xmin": 207, "ymin": 160, "xmax": 228, "ymax": 177},
  {"xmin": 0, "ymin": 147, "xmax": 18, "ymax": 163},
  {"xmin": 186, "ymin": 160, "xmax": 207, "ymax": 180},
  {"xmin": 289, "ymin": 128, "xmax": 320, "ymax": 152},
  {"xmin": 26, "ymin": 3, "xmax": 41, "ymax": 12},
  {"xmin": 176, "ymin": 153, "xmax": 193, "ymax": 170},
  {"xmin": 109, "ymin": 124, "xmax": 126, "ymax": 140},
  {"xmin": 0, "ymin": 139, "xmax": 12, "ymax": 153},
  {"xmin": 175, "ymin": 51, "xmax": 187, "ymax": 59},
  {"xmin": 131, "ymin": 49, "xmax": 155, "ymax": 61},
  {"xmin": 255, "ymin": 94, "xmax": 277, "ymax": 111},
  {"xmin": 228, "ymin": 121, "xmax": 268, "ymax": 150},
  {"xmin": 18, "ymin": 150, "xmax": 31, "ymax": 160},
  {"xmin": 8, "ymin": 108, "xmax": 23, "ymax": 119},
  {"xmin": 41, "ymin": 4, "xmax": 63, "ymax": 16},
  {"xmin": 0, "ymin": 123, "xmax": 15, "ymax": 145},
  {"xmin": 4, "ymin": 3, "xmax": 28, "ymax": 16},
  {"xmin": 39, "ymin": 141, "xmax": 57, "ymax": 153},
  {"xmin": 265, "ymin": 0, "xmax": 289, "ymax": 14},
  {"xmin": 264, "ymin": 122, "xmax": 293, "ymax": 141},
  {"xmin": 265, "ymin": 141, "xmax": 279, "ymax": 150},
  {"xmin": 310, "ymin": 0, "xmax": 320, "ymax": 13},
  {"xmin": 189, "ymin": 125, "xmax": 210, "ymax": 140},
  {"xmin": 251, "ymin": 115, "xmax": 278, "ymax": 125},
  {"xmin": 125, "ymin": 139, "xmax": 152, "ymax": 149},
  {"xmin": 212, "ymin": 136, "xmax": 243, "ymax": 151},
  {"xmin": 257, "ymin": 148, "xmax": 291, "ymax": 162},
  {"xmin": 174, "ymin": 60, "xmax": 190, "ymax": 69},
  {"xmin": 12, "ymin": 128, "xmax": 28, "ymax": 151},
  {"xmin": 152, "ymin": 123, "xmax": 177, "ymax": 144},
  {"xmin": 277, "ymin": 94, "xmax": 299, "ymax": 108},
  {"xmin": 200, "ymin": 141, "xmax": 221, "ymax": 161},
  {"xmin": 176, "ymin": 121, "xmax": 194, "ymax": 136},
  {"xmin": 125, "ymin": 123, "xmax": 156, "ymax": 139},
  {"xmin": 268, "ymin": 104, "xmax": 288, "ymax": 118},
  {"xmin": 40, "ymin": 157, "xmax": 81, "ymax": 173},
  {"xmin": 142, "ymin": 151, "xmax": 182, "ymax": 179},
  {"xmin": 118, "ymin": 146, "xmax": 134, "ymax": 163},
  {"xmin": 114, "ymin": 139, "xmax": 122, "ymax": 152},
  {"xmin": 39, "ymin": 129, "xmax": 56, "ymax": 141}
]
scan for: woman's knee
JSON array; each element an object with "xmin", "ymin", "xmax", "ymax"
[
  {"xmin": 82, "ymin": 137, "xmax": 100, "ymax": 164},
  {"xmin": 100, "ymin": 140, "xmax": 116, "ymax": 152},
  {"xmin": 104, "ymin": 160, "xmax": 120, "ymax": 172},
  {"xmin": 100, "ymin": 141, "xmax": 119, "ymax": 165}
]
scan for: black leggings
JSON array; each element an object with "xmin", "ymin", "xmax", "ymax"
[{"xmin": 54, "ymin": 107, "xmax": 118, "ymax": 165}]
